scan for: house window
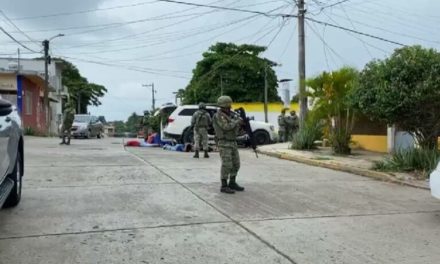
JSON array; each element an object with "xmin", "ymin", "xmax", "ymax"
[{"xmin": 25, "ymin": 91, "xmax": 32, "ymax": 115}]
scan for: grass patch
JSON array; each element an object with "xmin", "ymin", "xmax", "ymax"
[{"xmin": 373, "ymin": 148, "xmax": 440, "ymax": 179}]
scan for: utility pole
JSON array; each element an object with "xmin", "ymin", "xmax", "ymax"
[
  {"xmin": 264, "ymin": 64, "xmax": 268, "ymax": 123},
  {"xmin": 298, "ymin": 0, "xmax": 308, "ymax": 123},
  {"xmin": 43, "ymin": 39, "xmax": 50, "ymax": 133},
  {"xmin": 142, "ymin": 83, "xmax": 156, "ymax": 110}
]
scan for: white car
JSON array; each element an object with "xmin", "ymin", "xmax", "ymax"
[
  {"xmin": 430, "ymin": 161, "xmax": 440, "ymax": 199},
  {"xmin": 161, "ymin": 104, "xmax": 277, "ymax": 145}
]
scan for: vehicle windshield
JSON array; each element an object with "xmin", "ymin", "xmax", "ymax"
[{"xmin": 74, "ymin": 115, "xmax": 91, "ymax": 123}]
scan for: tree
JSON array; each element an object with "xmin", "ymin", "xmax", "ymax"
[
  {"xmin": 351, "ymin": 45, "xmax": 440, "ymax": 150},
  {"xmin": 183, "ymin": 42, "xmax": 281, "ymax": 104},
  {"xmin": 112, "ymin": 121, "xmax": 125, "ymax": 133},
  {"xmin": 58, "ymin": 59, "xmax": 107, "ymax": 114},
  {"xmin": 307, "ymin": 67, "xmax": 359, "ymax": 154},
  {"xmin": 125, "ymin": 112, "xmax": 142, "ymax": 133}
]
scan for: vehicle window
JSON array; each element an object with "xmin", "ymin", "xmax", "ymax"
[
  {"xmin": 178, "ymin": 108, "xmax": 197, "ymax": 116},
  {"xmin": 74, "ymin": 115, "xmax": 91, "ymax": 123}
]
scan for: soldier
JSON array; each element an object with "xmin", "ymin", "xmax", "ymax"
[
  {"xmin": 60, "ymin": 102, "xmax": 75, "ymax": 145},
  {"xmin": 286, "ymin": 110, "xmax": 299, "ymax": 141},
  {"xmin": 213, "ymin": 96, "xmax": 244, "ymax": 194},
  {"xmin": 191, "ymin": 102, "xmax": 211, "ymax": 158},
  {"xmin": 277, "ymin": 108, "xmax": 288, "ymax": 142},
  {"xmin": 142, "ymin": 110, "xmax": 150, "ymax": 140}
]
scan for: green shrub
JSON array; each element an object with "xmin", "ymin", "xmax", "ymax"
[
  {"xmin": 291, "ymin": 117, "xmax": 323, "ymax": 150},
  {"xmin": 373, "ymin": 148, "xmax": 440, "ymax": 179},
  {"xmin": 24, "ymin": 127, "xmax": 35, "ymax": 136}
]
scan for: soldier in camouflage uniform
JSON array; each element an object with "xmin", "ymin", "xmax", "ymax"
[
  {"xmin": 60, "ymin": 102, "xmax": 76, "ymax": 145},
  {"xmin": 191, "ymin": 103, "xmax": 211, "ymax": 158},
  {"xmin": 285, "ymin": 110, "xmax": 299, "ymax": 141},
  {"xmin": 213, "ymin": 96, "xmax": 245, "ymax": 194},
  {"xmin": 142, "ymin": 110, "xmax": 150, "ymax": 140},
  {"xmin": 277, "ymin": 108, "xmax": 288, "ymax": 142}
]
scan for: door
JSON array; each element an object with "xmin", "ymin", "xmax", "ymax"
[{"xmin": 0, "ymin": 99, "xmax": 13, "ymax": 180}]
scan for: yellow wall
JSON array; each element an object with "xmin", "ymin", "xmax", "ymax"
[
  {"xmin": 351, "ymin": 135, "xmax": 388, "ymax": 153},
  {"xmin": 0, "ymin": 74, "xmax": 16, "ymax": 91},
  {"xmin": 231, "ymin": 102, "xmax": 299, "ymax": 112}
]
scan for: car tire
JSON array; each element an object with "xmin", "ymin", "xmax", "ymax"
[
  {"xmin": 182, "ymin": 128, "xmax": 194, "ymax": 144},
  {"xmin": 253, "ymin": 130, "xmax": 270, "ymax": 145},
  {"xmin": 97, "ymin": 133, "xmax": 101, "ymax": 139},
  {"xmin": 3, "ymin": 153, "xmax": 22, "ymax": 208}
]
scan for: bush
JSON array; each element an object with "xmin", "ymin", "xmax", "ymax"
[
  {"xmin": 24, "ymin": 127, "xmax": 35, "ymax": 136},
  {"xmin": 291, "ymin": 117, "xmax": 323, "ymax": 150},
  {"xmin": 373, "ymin": 148, "xmax": 440, "ymax": 179}
]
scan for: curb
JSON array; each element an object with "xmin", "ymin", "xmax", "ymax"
[{"xmin": 258, "ymin": 150, "xmax": 429, "ymax": 190}]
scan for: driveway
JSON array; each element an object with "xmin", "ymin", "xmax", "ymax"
[{"xmin": 0, "ymin": 137, "xmax": 439, "ymax": 263}]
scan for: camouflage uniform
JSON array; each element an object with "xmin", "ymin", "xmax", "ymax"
[
  {"xmin": 285, "ymin": 110, "xmax": 299, "ymax": 141},
  {"xmin": 191, "ymin": 103, "xmax": 211, "ymax": 158},
  {"xmin": 277, "ymin": 109, "xmax": 288, "ymax": 142},
  {"xmin": 60, "ymin": 104, "xmax": 75, "ymax": 145},
  {"xmin": 213, "ymin": 96, "xmax": 244, "ymax": 194}
]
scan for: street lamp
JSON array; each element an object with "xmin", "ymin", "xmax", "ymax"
[
  {"xmin": 279, "ymin": 79, "xmax": 293, "ymax": 108},
  {"xmin": 43, "ymin": 33, "xmax": 64, "ymax": 135},
  {"xmin": 264, "ymin": 62, "xmax": 281, "ymax": 123}
]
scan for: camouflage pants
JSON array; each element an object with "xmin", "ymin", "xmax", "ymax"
[
  {"xmin": 278, "ymin": 130, "xmax": 287, "ymax": 143},
  {"xmin": 61, "ymin": 126, "xmax": 72, "ymax": 143},
  {"xmin": 194, "ymin": 127, "xmax": 208, "ymax": 151},
  {"xmin": 219, "ymin": 146, "xmax": 240, "ymax": 180},
  {"xmin": 143, "ymin": 126, "xmax": 149, "ymax": 139}
]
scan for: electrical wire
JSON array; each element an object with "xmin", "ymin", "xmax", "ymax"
[
  {"xmin": 9, "ymin": 0, "xmax": 159, "ymax": 21},
  {"xmin": 0, "ymin": 26, "xmax": 40, "ymax": 53}
]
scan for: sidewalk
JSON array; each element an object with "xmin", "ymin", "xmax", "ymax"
[{"xmin": 258, "ymin": 143, "xmax": 429, "ymax": 190}]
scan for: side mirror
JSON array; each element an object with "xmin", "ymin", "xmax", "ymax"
[{"xmin": 0, "ymin": 99, "xmax": 13, "ymax": 117}]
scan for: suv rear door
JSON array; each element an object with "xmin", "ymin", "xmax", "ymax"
[{"xmin": 0, "ymin": 99, "xmax": 13, "ymax": 180}]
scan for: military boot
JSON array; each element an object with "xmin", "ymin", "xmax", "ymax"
[
  {"xmin": 229, "ymin": 176, "xmax": 245, "ymax": 191},
  {"xmin": 193, "ymin": 150, "xmax": 199, "ymax": 158},
  {"xmin": 220, "ymin": 179, "xmax": 235, "ymax": 194},
  {"xmin": 204, "ymin": 151, "xmax": 209, "ymax": 158},
  {"xmin": 66, "ymin": 137, "xmax": 71, "ymax": 145},
  {"xmin": 60, "ymin": 137, "xmax": 66, "ymax": 145}
]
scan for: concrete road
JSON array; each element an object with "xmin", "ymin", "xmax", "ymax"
[{"xmin": 0, "ymin": 137, "xmax": 439, "ymax": 264}]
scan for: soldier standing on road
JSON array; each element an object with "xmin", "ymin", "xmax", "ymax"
[
  {"xmin": 60, "ymin": 102, "xmax": 76, "ymax": 145},
  {"xmin": 213, "ymin": 96, "xmax": 245, "ymax": 194},
  {"xmin": 286, "ymin": 110, "xmax": 299, "ymax": 141},
  {"xmin": 142, "ymin": 110, "xmax": 150, "ymax": 140},
  {"xmin": 191, "ymin": 103, "xmax": 211, "ymax": 158},
  {"xmin": 278, "ymin": 108, "xmax": 288, "ymax": 142}
]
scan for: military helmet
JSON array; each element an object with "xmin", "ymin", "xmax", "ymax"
[
  {"xmin": 290, "ymin": 110, "xmax": 296, "ymax": 115},
  {"xmin": 144, "ymin": 110, "xmax": 149, "ymax": 115},
  {"xmin": 217, "ymin": 96, "xmax": 233, "ymax": 108},
  {"xmin": 281, "ymin": 108, "xmax": 288, "ymax": 114},
  {"xmin": 198, "ymin": 102, "xmax": 206, "ymax": 109}
]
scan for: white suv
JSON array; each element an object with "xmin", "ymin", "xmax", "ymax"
[{"xmin": 162, "ymin": 104, "xmax": 277, "ymax": 145}]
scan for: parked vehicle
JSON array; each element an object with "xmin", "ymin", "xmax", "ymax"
[
  {"xmin": 430, "ymin": 161, "xmax": 440, "ymax": 200},
  {"xmin": 162, "ymin": 104, "xmax": 277, "ymax": 145},
  {"xmin": 0, "ymin": 98, "xmax": 24, "ymax": 208},
  {"xmin": 71, "ymin": 115, "xmax": 103, "ymax": 139}
]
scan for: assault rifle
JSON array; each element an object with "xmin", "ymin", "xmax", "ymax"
[{"xmin": 235, "ymin": 107, "xmax": 258, "ymax": 158}]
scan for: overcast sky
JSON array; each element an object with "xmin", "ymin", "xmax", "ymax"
[{"xmin": 1, "ymin": 0, "xmax": 439, "ymax": 121}]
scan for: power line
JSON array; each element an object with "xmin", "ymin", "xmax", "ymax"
[
  {"xmin": 59, "ymin": 56, "xmax": 191, "ymax": 79},
  {"xmin": 10, "ymin": 0, "xmax": 159, "ymax": 21},
  {"xmin": 156, "ymin": 0, "xmax": 290, "ymax": 17},
  {"xmin": 0, "ymin": 26, "xmax": 40, "ymax": 53},
  {"xmin": 0, "ymin": 10, "xmax": 40, "ymax": 48},
  {"xmin": 305, "ymin": 16, "xmax": 406, "ymax": 46},
  {"xmin": 306, "ymin": 20, "xmax": 347, "ymax": 66}
]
